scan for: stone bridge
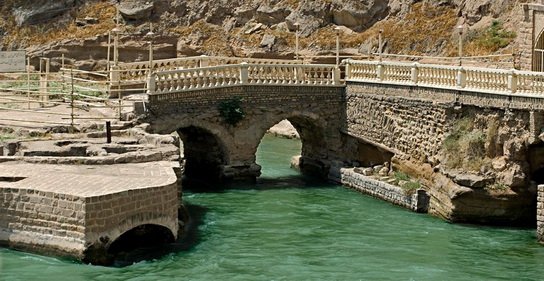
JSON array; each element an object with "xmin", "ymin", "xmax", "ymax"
[
  {"xmin": 144, "ymin": 63, "xmax": 346, "ymax": 181},
  {"xmin": 141, "ymin": 56, "xmax": 544, "ymax": 240}
]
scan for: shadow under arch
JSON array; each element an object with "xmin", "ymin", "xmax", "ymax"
[
  {"xmin": 83, "ymin": 223, "xmax": 176, "ymax": 266},
  {"xmin": 177, "ymin": 125, "xmax": 229, "ymax": 183}
]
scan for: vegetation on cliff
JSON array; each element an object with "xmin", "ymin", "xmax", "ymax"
[{"xmin": 0, "ymin": 0, "xmax": 522, "ymax": 59}]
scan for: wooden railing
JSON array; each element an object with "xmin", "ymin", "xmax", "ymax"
[
  {"xmin": 345, "ymin": 60, "xmax": 544, "ymax": 96},
  {"xmin": 148, "ymin": 63, "xmax": 341, "ymax": 97}
]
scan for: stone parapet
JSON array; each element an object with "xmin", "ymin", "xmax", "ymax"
[{"xmin": 339, "ymin": 168, "xmax": 429, "ymax": 213}]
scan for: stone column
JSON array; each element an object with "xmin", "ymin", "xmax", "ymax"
[{"xmin": 538, "ymin": 185, "xmax": 544, "ymax": 243}]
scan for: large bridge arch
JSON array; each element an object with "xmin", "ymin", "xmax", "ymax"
[
  {"xmin": 246, "ymin": 111, "xmax": 331, "ymax": 177},
  {"xmin": 177, "ymin": 125, "xmax": 230, "ymax": 181}
]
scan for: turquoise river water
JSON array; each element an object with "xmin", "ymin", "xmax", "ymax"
[{"xmin": 2, "ymin": 135, "xmax": 544, "ymax": 280}]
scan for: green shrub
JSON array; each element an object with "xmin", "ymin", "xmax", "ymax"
[
  {"xmin": 442, "ymin": 116, "xmax": 490, "ymax": 172},
  {"xmin": 394, "ymin": 171, "xmax": 410, "ymax": 182},
  {"xmin": 404, "ymin": 181, "xmax": 421, "ymax": 192},
  {"xmin": 218, "ymin": 97, "xmax": 245, "ymax": 126},
  {"xmin": 465, "ymin": 20, "xmax": 516, "ymax": 54}
]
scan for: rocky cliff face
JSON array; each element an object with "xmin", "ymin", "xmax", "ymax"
[{"xmin": 0, "ymin": 0, "xmax": 525, "ymax": 66}]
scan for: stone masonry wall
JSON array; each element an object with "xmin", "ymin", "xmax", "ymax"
[
  {"xmin": 346, "ymin": 83, "xmax": 451, "ymax": 162},
  {"xmin": 519, "ymin": 4, "xmax": 534, "ymax": 71},
  {"xmin": 84, "ymin": 183, "xmax": 179, "ymax": 251},
  {"xmin": 339, "ymin": 168, "xmax": 429, "ymax": 213},
  {"xmin": 538, "ymin": 185, "xmax": 544, "ymax": 243},
  {"xmin": 519, "ymin": 3, "xmax": 544, "ymax": 71},
  {"xmin": 346, "ymin": 82, "xmax": 544, "ymax": 162},
  {"xmin": 0, "ymin": 187, "xmax": 86, "ymax": 258}
]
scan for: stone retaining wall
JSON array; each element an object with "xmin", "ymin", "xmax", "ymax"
[
  {"xmin": 339, "ymin": 168, "xmax": 429, "ymax": 213},
  {"xmin": 346, "ymin": 83, "xmax": 544, "ymax": 162},
  {"xmin": 0, "ymin": 187, "xmax": 87, "ymax": 258},
  {"xmin": 85, "ymin": 183, "xmax": 179, "ymax": 253},
  {"xmin": 346, "ymin": 83, "xmax": 450, "ymax": 161}
]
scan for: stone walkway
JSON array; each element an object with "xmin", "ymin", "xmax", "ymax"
[
  {"xmin": 0, "ymin": 161, "xmax": 178, "ymax": 197},
  {"xmin": 0, "ymin": 92, "xmax": 139, "ymax": 129}
]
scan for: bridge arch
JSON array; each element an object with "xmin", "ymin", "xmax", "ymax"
[
  {"xmin": 107, "ymin": 224, "xmax": 176, "ymax": 255},
  {"xmin": 249, "ymin": 111, "xmax": 330, "ymax": 177},
  {"xmin": 177, "ymin": 125, "xmax": 230, "ymax": 182},
  {"xmin": 83, "ymin": 214, "xmax": 178, "ymax": 265}
]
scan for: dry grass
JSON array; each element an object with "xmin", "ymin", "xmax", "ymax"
[
  {"xmin": 359, "ymin": 3, "xmax": 458, "ymax": 55},
  {"xmin": 1, "ymin": 1, "xmax": 116, "ymax": 48},
  {"xmin": 170, "ymin": 20, "xmax": 234, "ymax": 55},
  {"xmin": 442, "ymin": 116, "xmax": 493, "ymax": 172},
  {"xmin": 463, "ymin": 21, "xmax": 516, "ymax": 56}
]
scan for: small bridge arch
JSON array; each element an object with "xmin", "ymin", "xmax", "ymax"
[
  {"xmin": 177, "ymin": 125, "xmax": 230, "ymax": 181},
  {"xmin": 83, "ymin": 184, "xmax": 179, "ymax": 265}
]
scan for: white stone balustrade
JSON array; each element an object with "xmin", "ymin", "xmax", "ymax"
[
  {"xmin": 148, "ymin": 63, "xmax": 341, "ymax": 96},
  {"xmin": 345, "ymin": 59, "xmax": 544, "ymax": 96},
  {"xmin": 118, "ymin": 57, "xmax": 204, "ymax": 82},
  {"xmin": 119, "ymin": 56, "xmax": 303, "ymax": 83}
]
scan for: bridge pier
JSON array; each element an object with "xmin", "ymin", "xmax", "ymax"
[
  {"xmin": 291, "ymin": 156, "xmax": 332, "ymax": 179},
  {"xmin": 220, "ymin": 163, "xmax": 262, "ymax": 182}
]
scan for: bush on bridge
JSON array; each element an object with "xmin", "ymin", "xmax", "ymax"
[{"xmin": 218, "ymin": 97, "xmax": 245, "ymax": 126}]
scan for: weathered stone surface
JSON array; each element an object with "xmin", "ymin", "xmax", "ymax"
[
  {"xmin": 255, "ymin": 5, "xmax": 291, "ymax": 26},
  {"xmin": 13, "ymin": 0, "xmax": 76, "ymax": 26},
  {"xmin": 285, "ymin": 0, "xmax": 332, "ymax": 37},
  {"xmin": 267, "ymin": 120, "xmax": 299, "ymax": 139},
  {"xmin": 260, "ymin": 34, "xmax": 276, "ymax": 50},
  {"xmin": 331, "ymin": 0, "xmax": 388, "ymax": 30},
  {"xmin": 119, "ymin": 0, "xmax": 155, "ymax": 21},
  {"xmin": 443, "ymin": 169, "xmax": 494, "ymax": 189}
]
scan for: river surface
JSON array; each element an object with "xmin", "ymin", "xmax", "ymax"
[{"xmin": 2, "ymin": 135, "xmax": 544, "ymax": 280}]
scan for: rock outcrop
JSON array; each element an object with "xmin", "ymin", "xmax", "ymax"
[
  {"xmin": 12, "ymin": 0, "xmax": 76, "ymax": 26},
  {"xmin": 1, "ymin": 0, "xmax": 524, "ymax": 63},
  {"xmin": 119, "ymin": 0, "xmax": 155, "ymax": 21}
]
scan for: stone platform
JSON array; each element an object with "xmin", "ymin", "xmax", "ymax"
[
  {"xmin": 0, "ymin": 161, "xmax": 179, "ymax": 263},
  {"xmin": 0, "ymin": 123, "xmax": 184, "ymax": 264}
]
